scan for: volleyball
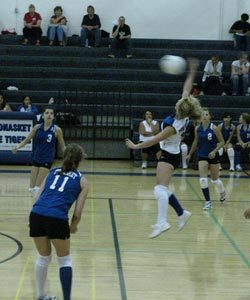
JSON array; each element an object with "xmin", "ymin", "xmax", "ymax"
[{"xmin": 159, "ymin": 55, "xmax": 187, "ymax": 75}]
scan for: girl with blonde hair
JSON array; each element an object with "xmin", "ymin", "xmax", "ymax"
[{"xmin": 126, "ymin": 58, "xmax": 202, "ymax": 238}]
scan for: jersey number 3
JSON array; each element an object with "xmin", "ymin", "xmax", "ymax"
[
  {"xmin": 50, "ymin": 175, "xmax": 69, "ymax": 192},
  {"xmin": 47, "ymin": 134, "xmax": 53, "ymax": 143}
]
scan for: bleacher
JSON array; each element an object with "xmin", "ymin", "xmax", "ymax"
[{"xmin": 0, "ymin": 35, "xmax": 249, "ymax": 159}]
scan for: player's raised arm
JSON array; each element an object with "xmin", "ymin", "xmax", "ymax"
[{"xmin": 181, "ymin": 58, "xmax": 199, "ymax": 99}]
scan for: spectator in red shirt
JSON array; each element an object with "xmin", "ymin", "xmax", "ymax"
[{"xmin": 23, "ymin": 4, "xmax": 42, "ymax": 46}]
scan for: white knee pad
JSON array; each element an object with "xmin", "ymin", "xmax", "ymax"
[
  {"xmin": 36, "ymin": 254, "xmax": 52, "ymax": 267},
  {"xmin": 211, "ymin": 178, "xmax": 224, "ymax": 193},
  {"xmin": 57, "ymin": 255, "xmax": 72, "ymax": 268},
  {"xmin": 199, "ymin": 178, "xmax": 208, "ymax": 189},
  {"xmin": 181, "ymin": 143, "xmax": 188, "ymax": 155},
  {"xmin": 218, "ymin": 148, "xmax": 223, "ymax": 156},
  {"xmin": 227, "ymin": 147, "xmax": 234, "ymax": 157},
  {"xmin": 211, "ymin": 179, "xmax": 220, "ymax": 185},
  {"xmin": 154, "ymin": 185, "xmax": 171, "ymax": 199}
]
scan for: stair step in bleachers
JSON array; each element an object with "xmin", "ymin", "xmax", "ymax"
[
  {"xmin": 0, "ymin": 66, "xmax": 233, "ymax": 82},
  {"xmin": 0, "ymin": 35, "xmax": 234, "ymax": 50},
  {"xmin": 0, "ymin": 44, "xmax": 240, "ymax": 60},
  {"xmin": 2, "ymin": 90, "xmax": 250, "ymax": 109}
]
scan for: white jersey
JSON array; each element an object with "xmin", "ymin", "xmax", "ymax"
[
  {"xmin": 160, "ymin": 114, "xmax": 189, "ymax": 154},
  {"xmin": 139, "ymin": 120, "xmax": 158, "ymax": 142}
]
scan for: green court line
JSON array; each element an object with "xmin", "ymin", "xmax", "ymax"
[{"xmin": 186, "ymin": 178, "xmax": 250, "ymax": 268}]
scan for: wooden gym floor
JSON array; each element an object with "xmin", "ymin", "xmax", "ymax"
[{"xmin": 0, "ymin": 160, "xmax": 250, "ymax": 300}]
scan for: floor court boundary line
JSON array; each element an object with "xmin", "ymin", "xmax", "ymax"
[
  {"xmin": 0, "ymin": 232, "xmax": 23, "ymax": 264},
  {"xmin": 108, "ymin": 198, "xmax": 127, "ymax": 300},
  {"xmin": 0, "ymin": 169, "xmax": 249, "ymax": 179},
  {"xmin": 187, "ymin": 179, "xmax": 250, "ymax": 268},
  {"xmin": 14, "ymin": 256, "xmax": 30, "ymax": 300}
]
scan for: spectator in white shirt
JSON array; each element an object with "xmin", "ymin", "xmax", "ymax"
[
  {"xmin": 139, "ymin": 111, "xmax": 161, "ymax": 169},
  {"xmin": 202, "ymin": 55, "xmax": 224, "ymax": 95},
  {"xmin": 231, "ymin": 52, "xmax": 250, "ymax": 96}
]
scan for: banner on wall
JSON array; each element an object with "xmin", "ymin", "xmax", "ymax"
[
  {"xmin": 0, "ymin": 112, "xmax": 36, "ymax": 164},
  {"xmin": 0, "ymin": 119, "xmax": 33, "ymax": 151}
]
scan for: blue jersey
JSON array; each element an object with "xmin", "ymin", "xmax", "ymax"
[
  {"xmin": 219, "ymin": 122, "xmax": 235, "ymax": 142},
  {"xmin": 32, "ymin": 168, "xmax": 82, "ymax": 220},
  {"xmin": 239, "ymin": 124, "xmax": 250, "ymax": 143},
  {"xmin": 33, "ymin": 123, "xmax": 57, "ymax": 163},
  {"xmin": 197, "ymin": 123, "xmax": 218, "ymax": 158}
]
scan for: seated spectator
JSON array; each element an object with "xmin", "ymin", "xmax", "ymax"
[
  {"xmin": 108, "ymin": 16, "xmax": 132, "ymax": 59},
  {"xmin": 218, "ymin": 113, "xmax": 236, "ymax": 171},
  {"xmin": 231, "ymin": 52, "xmax": 250, "ymax": 96},
  {"xmin": 139, "ymin": 111, "xmax": 161, "ymax": 169},
  {"xmin": 17, "ymin": 96, "xmax": 39, "ymax": 115},
  {"xmin": 80, "ymin": 5, "xmax": 101, "ymax": 47},
  {"xmin": 234, "ymin": 113, "xmax": 250, "ymax": 171},
  {"xmin": 0, "ymin": 94, "xmax": 12, "ymax": 111},
  {"xmin": 202, "ymin": 55, "xmax": 224, "ymax": 95},
  {"xmin": 48, "ymin": 6, "xmax": 68, "ymax": 46},
  {"xmin": 22, "ymin": 4, "xmax": 42, "ymax": 46},
  {"xmin": 229, "ymin": 13, "xmax": 250, "ymax": 51}
]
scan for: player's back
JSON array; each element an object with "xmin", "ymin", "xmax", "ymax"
[
  {"xmin": 32, "ymin": 167, "xmax": 82, "ymax": 220},
  {"xmin": 160, "ymin": 114, "xmax": 189, "ymax": 154}
]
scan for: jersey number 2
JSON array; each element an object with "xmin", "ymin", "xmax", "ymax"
[{"xmin": 50, "ymin": 175, "xmax": 69, "ymax": 192}]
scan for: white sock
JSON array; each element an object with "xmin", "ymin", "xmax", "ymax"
[
  {"xmin": 181, "ymin": 144, "xmax": 188, "ymax": 168},
  {"xmin": 218, "ymin": 148, "xmax": 223, "ymax": 156},
  {"xmin": 35, "ymin": 255, "xmax": 51, "ymax": 298},
  {"xmin": 227, "ymin": 148, "xmax": 235, "ymax": 169},
  {"xmin": 154, "ymin": 185, "xmax": 170, "ymax": 225}
]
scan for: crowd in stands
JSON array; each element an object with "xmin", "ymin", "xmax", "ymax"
[
  {"xmin": 8, "ymin": 6, "xmax": 249, "ymax": 93},
  {"xmin": 21, "ymin": 4, "xmax": 132, "ymax": 58}
]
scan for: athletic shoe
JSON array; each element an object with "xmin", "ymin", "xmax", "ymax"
[
  {"xmin": 141, "ymin": 161, "xmax": 147, "ymax": 169},
  {"xmin": 182, "ymin": 163, "xmax": 188, "ymax": 169},
  {"xmin": 37, "ymin": 295, "xmax": 57, "ymax": 300},
  {"xmin": 203, "ymin": 201, "xmax": 212, "ymax": 210},
  {"xmin": 219, "ymin": 191, "xmax": 226, "ymax": 202},
  {"xmin": 30, "ymin": 186, "xmax": 40, "ymax": 197},
  {"xmin": 236, "ymin": 164, "xmax": 242, "ymax": 171},
  {"xmin": 177, "ymin": 210, "xmax": 192, "ymax": 231},
  {"xmin": 149, "ymin": 222, "xmax": 171, "ymax": 238},
  {"xmin": 229, "ymin": 167, "xmax": 235, "ymax": 172}
]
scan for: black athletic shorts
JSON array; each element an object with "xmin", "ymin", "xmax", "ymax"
[
  {"xmin": 29, "ymin": 212, "xmax": 70, "ymax": 240},
  {"xmin": 32, "ymin": 160, "xmax": 52, "ymax": 169},
  {"xmin": 141, "ymin": 143, "xmax": 161, "ymax": 154},
  {"xmin": 198, "ymin": 154, "xmax": 220, "ymax": 165},
  {"xmin": 158, "ymin": 150, "xmax": 181, "ymax": 169}
]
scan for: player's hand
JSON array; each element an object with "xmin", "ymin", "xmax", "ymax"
[
  {"xmin": 244, "ymin": 208, "xmax": 250, "ymax": 219},
  {"xmin": 125, "ymin": 138, "xmax": 136, "ymax": 149},
  {"xmin": 12, "ymin": 147, "xmax": 18, "ymax": 154},
  {"xmin": 188, "ymin": 58, "xmax": 199, "ymax": 71},
  {"xmin": 208, "ymin": 151, "xmax": 216, "ymax": 159},
  {"xmin": 186, "ymin": 154, "xmax": 191, "ymax": 162},
  {"xmin": 70, "ymin": 225, "xmax": 78, "ymax": 233}
]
